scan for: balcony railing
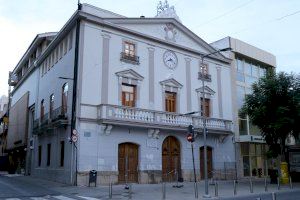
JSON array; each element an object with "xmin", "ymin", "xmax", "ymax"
[
  {"xmin": 50, "ymin": 106, "xmax": 68, "ymax": 122},
  {"xmin": 40, "ymin": 113, "xmax": 49, "ymax": 127},
  {"xmin": 33, "ymin": 119, "xmax": 39, "ymax": 129},
  {"xmin": 120, "ymin": 52, "xmax": 140, "ymax": 65},
  {"xmin": 98, "ymin": 104, "xmax": 232, "ymax": 132},
  {"xmin": 198, "ymin": 72, "xmax": 212, "ymax": 82}
]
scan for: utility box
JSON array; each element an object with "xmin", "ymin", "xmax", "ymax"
[{"xmin": 89, "ymin": 170, "xmax": 97, "ymax": 187}]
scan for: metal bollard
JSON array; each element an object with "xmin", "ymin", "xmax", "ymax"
[
  {"xmin": 128, "ymin": 183, "xmax": 132, "ymax": 199},
  {"xmin": 162, "ymin": 182, "xmax": 166, "ymax": 199},
  {"xmin": 108, "ymin": 181, "xmax": 112, "ymax": 199},
  {"xmin": 264, "ymin": 177, "xmax": 268, "ymax": 192},
  {"xmin": 272, "ymin": 192, "xmax": 276, "ymax": 200},
  {"xmin": 214, "ymin": 181, "xmax": 218, "ymax": 197},
  {"xmin": 194, "ymin": 182, "xmax": 198, "ymax": 199},
  {"xmin": 233, "ymin": 180, "xmax": 237, "ymax": 195},
  {"xmin": 250, "ymin": 178, "xmax": 253, "ymax": 193},
  {"xmin": 277, "ymin": 177, "xmax": 280, "ymax": 190},
  {"xmin": 289, "ymin": 176, "xmax": 293, "ymax": 189}
]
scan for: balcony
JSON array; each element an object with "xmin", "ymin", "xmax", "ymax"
[
  {"xmin": 120, "ymin": 52, "xmax": 140, "ymax": 65},
  {"xmin": 198, "ymin": 72, "xmax": 212, "ymax": 82},
  {"xmin": 33, "ymin": 107, "xmax": 69, "ymax": 135},
  {"xmin": 98, "ymin": 104, "xmax": 232, "ymax": 134},
  {"xmin": 50, "ymin": 106, "xmax": 68, "ymax": 127}
]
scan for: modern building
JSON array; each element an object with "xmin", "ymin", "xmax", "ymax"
[
  {"xmin": 8, "ymin": 3, "xmax": 236, "ymax": 185},
  {"xmin": 211, "ymin": 37, "xmax": 276, "ymax": 178}
]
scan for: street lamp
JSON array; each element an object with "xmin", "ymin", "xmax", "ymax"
[{"xmin": 200, "ymin": 47, "xmax": 231, "ymax": 198}]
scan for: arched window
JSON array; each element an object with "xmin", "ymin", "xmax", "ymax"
[
  {"xmin": 50, "ymin": 94, "xmax": 54, "ymax": 119},
  {"xmin": 40, "ymin": 99, "xmax": 44, "ymax": 120},
  {"xmin": 62, "ymin": 83, "xmax": 68, "ymax": 114}
]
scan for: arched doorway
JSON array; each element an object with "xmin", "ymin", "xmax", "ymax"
[
  {"xmin": 118, "ymin": 143, "xmax": 139, "ymax": 183},
  {"xmin": 200, "ymin": 146, "xmax": 213, "ymax": 179},
  {"xmin": 162, "ymin": 136, "xmax": 181, "ymax": 181}
]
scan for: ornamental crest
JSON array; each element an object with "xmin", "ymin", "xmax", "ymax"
[{"xmin": 164, "ymin": 23, "xmax": 177, "ymax": 42}]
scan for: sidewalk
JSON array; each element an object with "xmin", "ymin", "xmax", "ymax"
[{"xmin": 2, "ymin": 175, "xmax": 300, "ymax": 200}]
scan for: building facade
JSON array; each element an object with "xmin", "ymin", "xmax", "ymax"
[
  {"xmin": 8, "ymin": 3, "xmax": 236, "ymax": 185},
  {"xmin": 211, "ymin": 37, "xmax": 276, "ymax": 178}
]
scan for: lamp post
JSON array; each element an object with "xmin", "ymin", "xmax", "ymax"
[{"xmin": 200, "ymin": 47, "xmax": 231, "ymax": 198}]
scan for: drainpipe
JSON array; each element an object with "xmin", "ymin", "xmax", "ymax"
[{"xmin": 70, "ymin": 2, "xmax": 82, "ymax": 186}]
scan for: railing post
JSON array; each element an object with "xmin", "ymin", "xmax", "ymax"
[
  {"xmin": 128, "ymin": 183, "xmax": 132, "ymax": 199},
  {"xmin": 250, "ymin": 178, "xmax": 253, "ymax": 193},
  {"xmin": 289, "ymin": 176, "xmax": 293, "ymax": 189},
  {"xmin": 233, "ymin": 180, "xmax": 237, "ymax": 195},
  {"xmin": 264, "ymin": 177, "xmax": 268, "ymax": 192},
  {"xmin": 162, "ymin": 182, "xmax": 166, "ymax": 199},
  {"xmin": 272, "ymin": 192, "xmax": 276, "ymax": 200},
  {"xmin": 108, "ymin": 177, "xmax": 112, "ymax": 199},
  {"xmin": 214, "ymin": 180, "xmax": 218, "ymax": 197}
]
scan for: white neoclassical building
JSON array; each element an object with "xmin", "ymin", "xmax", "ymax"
[{"xmin": 8, "ymin": 3, "xmax": 236, "ymax": 185}]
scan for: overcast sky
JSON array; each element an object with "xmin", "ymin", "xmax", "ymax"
[{"xmin": 0, "ymin": 0, "xmax": 299, "ymax": 96}]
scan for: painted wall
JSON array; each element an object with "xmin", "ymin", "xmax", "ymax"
[{"xmin": 79, "ymin": 21, "xmax": 233, "ymax": 121}]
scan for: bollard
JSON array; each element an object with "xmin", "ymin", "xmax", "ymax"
[
  {"xmin": 214, "ymin": 181, "xmax": 218, "ymax": 197},
  {"xmin": 233, "ymin": 180, "xmax": 237, "ymax": 196},
  {"xmin": 162, "ymin": 182, "xmax": 166, "ymax": 199},
  {"xmin": 272, "ymin": 192, "xmax": 276, "ymax": 200},
  {"xmin": 264, "ymin": 177, "xmax": 268, "ymax": 192},
  {"xmin": 250, "ymin": 178, "xmax": 253, "ymax": 193},
  {"xmin": 128, "ymin": 183, "xmax": 132, "ymax": 199},
  {"xmin": 108, "ymin": 181, "xmax": 112, "ymax": 199},
  {"xmin": 289, "ymin": 176, "xmax": 293, "ymax": 189},
  {"xmin": 194, "ymin": 182, "xmax": 198, "ymax": 199},
  {"xmin": 277, "ymin": 177, "xmax": 280, "ymax": 190}
]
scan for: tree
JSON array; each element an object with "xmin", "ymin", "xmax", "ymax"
[{"xmin": 241, "ymin": 71, "xmax": 300, "ymax": 161}]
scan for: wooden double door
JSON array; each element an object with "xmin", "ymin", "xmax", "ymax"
[
  {"xmin": 200, "ymin": 146, "xmax": 213, "ymax": 179},
  {"xmin": 162, "ymin": 136, "xmax": 181, "ymax": 181},
  {"xmin": 118, "ymin": 143, "xmax": 138, "ymax": 183}
]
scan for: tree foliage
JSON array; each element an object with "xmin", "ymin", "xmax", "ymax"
[{"xmin": 241, "ymin": 71, "xmax": 300, "ymax": 160}]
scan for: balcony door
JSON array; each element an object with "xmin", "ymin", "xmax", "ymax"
[
  {"xmin": 162, "ymin": 136, "xmax": 181, "ymax": 181},
  {"xmin": 200, "ymin": 146, "xmax": 213, "ymax": 179},
  {"xmin": 122, "ymin": 84, "xmax": 136, "ymax": 107},
  {"xmin": 165, "ymin": 92, "xmax": 176, "ymax": 112},
  {"xmin": 118, "ymin": 143, "xmax": 139, "ymax": 183}
]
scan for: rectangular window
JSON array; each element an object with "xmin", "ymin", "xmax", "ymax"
[
  {"xmin": 239, "ymin": 118, "xmax": 248, "ymax": 135},
  {"xmin": 200, "ymin": 98, "xmax": 210, "ymax": 117},
  {"xmin": 68, "ymin": 31, "xmax": 73, "ymax": 50},
  {"xmin": 244, "ymin": 62, "xmax": 252, "ymax": 75},
  {"xmin": 59, "ymin": 43, "xmax": 63, "ymax": 59},
  {"xmin": 60, "ymin": 141, "xmax": 65, "ymax": 167},
  {"xmin": 236, "ymin": 85, "xmax": 245, "ymax": 109},
  {"xmin": 236, "ymin": 72, "xmax": 245, "ymax": 82},
  {"xmin": 55, "ymin": 47, "xmax": 59, "ymax": 63},
  {"xmin": 47, "ymin": 143, "xmax": 51, "ymax": 166},
  {"xmin": 63, "ymin": 38, "xmax": 68, "ymax": 55},
  {"xmin": 38, "ymin": 145, "xmax": 42, "ymax": 167},
  {"xmin": 122, "ymin": 84, "xmax": 136, "ymax": 107},
  {"xmin": 165, "ymin": 92, "xmax": 177, "ymax": 112},
  {"xmin": 124, "ymin": 41, "xmax": 135, "ymax": 57},
  {"xmin": 237, "ymin": 59, "xmax": 244, "ymax": 72}
]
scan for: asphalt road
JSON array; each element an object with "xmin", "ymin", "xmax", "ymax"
[{"xmin": 0, "ymin": 175, "xmax": 61, "ymax": 199}]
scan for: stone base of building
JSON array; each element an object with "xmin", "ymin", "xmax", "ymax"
[{"xmin": 77, "ymin": 170, "xmax": 204, "ymax": 186}]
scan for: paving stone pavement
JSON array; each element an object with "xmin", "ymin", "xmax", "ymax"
[{"xmin": 1, "ymin": 174, "xmax": 300, "ymax": 200}]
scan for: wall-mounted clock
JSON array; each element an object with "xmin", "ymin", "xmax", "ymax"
[{"xmin": 163, "ymin": 50, "xmax": 178, "ymax": 70}]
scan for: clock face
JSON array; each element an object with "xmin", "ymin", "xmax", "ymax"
[{"xmin": 163, "ymin": 50, "xmax": 178, "ymax": 70}]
